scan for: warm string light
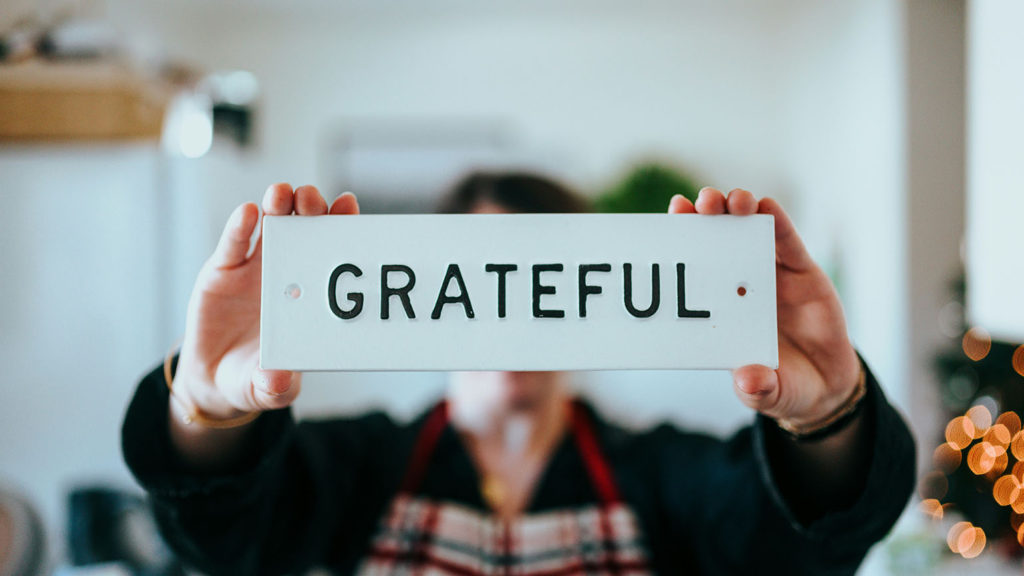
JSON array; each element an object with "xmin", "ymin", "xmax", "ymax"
[
  {"xmin": 919, "ymin": 471, "xmax": 949, "ymax": 501},
  {"xmin": 933, "ymin": 444, "xmax": 962, "ymax": 474},
  {"xmin": 927, "ymin": 403, "xmax": 1022, "ymax": 559},
  {"xmin": 945, "ymin": 416, "xmax": 975, "ymax": 450},
  {"xmin": 920, "ymin": 498, "xmax": 945, "ymax": 520},
  {"xmin": 928, "ymin": 406, "xmax": 1024, "ymax": 558},
  {"xmin": 947, "ymin": 521, "xmax": 987, "ymax": 558},
  {"xmin": 966, "ymin": 441, "xmax": 1006, "ymax": 478},
  {"xmin": 1013, "ymin": 345, "xmax": 1024, "ymax": 378},
  {"xmin": 996, "ymin": 411, "xmax": 1021, "ymax": 437},
  {"xmin": 983, "ymin": 423, "xmax": 1011, "ymax": 448},
  {"xmin": 965, "ymin": 405, "xmax": 992, "ymax": 433},
  {"xmin": 992, "ymin": 475, "xmax": 1023, "ymax": 509},
  {"xmin": 962, "ymin": 327, "xmax": 992, "ymax": 362},
  {"xmin": 925, "ymin": 326, "xmax": 1024, "ymax": 559}
]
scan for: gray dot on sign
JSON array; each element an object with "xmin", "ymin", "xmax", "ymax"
[{"xmin": 285, "ymin": 283, "xmax": 302, "ymax": 300}]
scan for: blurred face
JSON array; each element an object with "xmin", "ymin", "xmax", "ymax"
[
  {"xmin": 446, "ymin": 199, "xmax": 566, "ymax": 415},
  {"xmin": 450, "ymin": 370, "xmax": 565, "ymax": 415},
  {"xmin": 469, "ymin": 198, "xmax": 511, "ymax": 215}
]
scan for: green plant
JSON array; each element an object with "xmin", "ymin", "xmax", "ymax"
[{"xmin": 595, "ymin": 162, "xmax": 700, "ymax": 214}]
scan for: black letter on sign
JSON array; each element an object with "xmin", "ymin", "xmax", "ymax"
[
  {"xmin": 532, "ymin": 264, "xmax": 565, "ymax": 318},
  {"xmin": 578, "ymin": 264, "xmax": 611, "ymax": 318},
  {"xmin": 485, "ymin": 264, "xmax": 518, "ymax": 318},
  {"xmin": 381, "ymin": 265, "xmax": 416, "ymax": 319},
  {"xmin": 432, "ymin": 264, "xmax": 475, "ymax": 319},
  {"xmin": 623, "ymin": 263, "xmax": 660, "ymax": 318},
  {"xmin": 328, "ymin": 264, "xmax": 364, "ymax": 320},
  {"xmin": 676, "ymin": 263, "xmax": 711, "ymax": 318}
]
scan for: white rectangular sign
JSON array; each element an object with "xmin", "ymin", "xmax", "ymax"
[{"xmin": 260, "ymin": 214, "xmax": 777, "ymax": 371}]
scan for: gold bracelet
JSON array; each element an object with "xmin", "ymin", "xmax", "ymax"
[
  {"xmin": 775, "ymin": 362, "xmax": 867, "ymax": 439},
  {"xmin": 164, "ymin": 339, "xmax": 262, "ymax": 429}
]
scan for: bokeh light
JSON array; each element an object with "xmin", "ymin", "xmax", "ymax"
[
  {"xmin": 996, "ymin": 411, "xmax": 1022, "ymax": 437},
  {"xmin": 920, "ymin": 498, "xmax": 944, "ymax": 520},
  {"xmin": 1014, "ymin": 345, "xmax": 1024, "ymax": 378},
  {"xmin": 925, "ymin": 395, "xmax": 1024, "ymax": 557},
  {"xmin": 960, "ymin": 527, "xmax": 986, "ymax": 558},
  {"xmin": 919, "ymin": 471, "xmax": 949, "ymax": 500},
  {"xmin": 947, "ymin": 522, "xmax": 987, "ymax": 558},
  {"xmin": 962, "ymin": 327, "xmax": 992, "ymax": 362},
  {"xmin": 1012, "ymin": 431, "xmax": 1024, "ymax": 461},
  {"xmin": 1012, "ymin": 512, "xmax": 1024, "ymax": 533},
  {"xmin": 966, "ymin": 405, "xmax": 993, "ymax": 436},
  {"xmin": 946, "ymin": 416, "xmax": 976, "ymax": 450},
  {"xmin": 1013, "ymin": 460, "xmax": 1024, "ymax": 480},
  {"xmin": 993, "ymin": 474, "xmax": 1021, "ymax": 506},
  {"xmin": 987, "ymin": 452, "xmax": 1008, "ymax": 480},
  {"xmin": 984, "ymin": 423, "xmax": 1011, "ymax": 449},
  {"xmin": 948, "ymin": 521, "xmax": 973, "ymax": 554},
  {"xmin": 933, "ymin": 443, "xmax": 963, "ymax": 474},
  {"xmin": 967, "ymin": 442, "xmax": 1008, "ymax": 477}
]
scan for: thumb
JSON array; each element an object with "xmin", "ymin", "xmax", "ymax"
[
  {"xmin": 248, "ymin": 368, "xmax": 302, "ymax": 412},
  {"xmin": 732, "ymin": 364, "xmax": 781, "ymax": 415},
  {"xmin": 757, "ymin": 197, "xmax": 815, "ymax": 273},
  {"xmin": 209, "ymin": 202, "xmax": 260, "ymax": 270}
]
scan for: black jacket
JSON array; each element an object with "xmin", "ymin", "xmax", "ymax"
[{"xmin": 122, "ymin": 354, "xmax": 915, "ymax": 575}]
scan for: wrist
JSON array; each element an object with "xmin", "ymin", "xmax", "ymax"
[
  {"xmin": 174, "ymin": 373, "xmax": 256, "ymax": 422},
  {"xmin": 778, "ymin": 345, "xmax": 863, "ymax": 425},
  {"xmin": 775, "ymin": 359, "xmax": 867, "ymax": 439},
  {"xmin": 167, "ymin": 346, "xmax": 261, "ymax": 427}
]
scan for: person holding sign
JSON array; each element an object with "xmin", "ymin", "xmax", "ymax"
[{"xmin": 122, "ymin": 173, "xmax": 915, "ymax": 575}]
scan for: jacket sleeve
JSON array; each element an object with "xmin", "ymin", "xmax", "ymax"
[
  {"xmin": 121, "ymin": 360, "xmax": 407, "ymax": 575},
  {"xmin": 647, "ymin": 352, "xmax": 916, "ymax": 575}
]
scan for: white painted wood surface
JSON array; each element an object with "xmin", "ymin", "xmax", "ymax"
[{"xmin": 261, "ymin": 214, "xmax": 777, "ymax": 371}]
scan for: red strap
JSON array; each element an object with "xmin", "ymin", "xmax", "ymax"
[
  {"xmin": 399, "ymin": 398, "xmax": 622, "ymax": 505},
  {"xmin": 400, "ymin": 401, "xmax": 449, "ymax": 493},
  {"xmin": 569, "ymin": 400, "xmax": 622, "ymax": 504}
]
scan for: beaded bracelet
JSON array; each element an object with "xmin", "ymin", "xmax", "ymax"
[
  {"xmin": 775, "ymin": 362, "xmax": 868, "ymax": 441},
  {"xmin": 164, "ymin": 340, "xmax": 262, "ymax": 429}
]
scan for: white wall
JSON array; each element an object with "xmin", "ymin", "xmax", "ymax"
[
  {"xmin": 778, "ymin": 0, "xmax": 907, "ymax": 405},
  {"xmin": 101, "ymin": 0, "xmax": 816, "ymax": 434},
  {"xmin": 0, "ymin": 2, "xmax": 927, "ymax": 570},
  {"xmin": 108, "ymin": 0, "xmax": 795, "ymax": 195},
  {"xmin": 98, "ymin": 0, "xmax": 917, "ymax": 423},
  {"xmin": 967, "ymin": 0, "xmax": 1024, "ymax": 343},
  {"xmin": 0, "ymin": 146, "xmax": 165, "ymax": 554}
]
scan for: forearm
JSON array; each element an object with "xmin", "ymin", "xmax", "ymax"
[
  {"xmin": 763, "ymin": 397, "xmax": 873, "ymax": 525},
  {"xmin": 162, "ymin": 353, "xmax": 265, "ymax": 472},
  {"xmin": 736, "ymin": 359, "xmax": 916, "ymax": 576},
  {"xmin": 123, "ymin": 361, "xmax": 302, "ymax": 573},
  {"xmin": 168, "ymin": 395, "xmax": 261, "ymax": 472}
]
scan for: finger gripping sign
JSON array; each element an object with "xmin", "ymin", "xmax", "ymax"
[{"xmin": 260, "ymin": 214, "xmax": 778, "ymax": 371}]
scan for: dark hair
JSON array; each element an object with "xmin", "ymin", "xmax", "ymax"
[{"xmin": 437, "ymin": 171, "xmax": 590, "ymax": 214}]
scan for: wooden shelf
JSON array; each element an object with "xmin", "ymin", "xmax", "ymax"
[{"xmin": 0, "ymin": 60, "xmax": 170, "ymax": 142}]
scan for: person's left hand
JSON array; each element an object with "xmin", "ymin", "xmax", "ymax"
[{"xmin": 668, "ymin": 188, "xmax": 862, "ymax": 428}]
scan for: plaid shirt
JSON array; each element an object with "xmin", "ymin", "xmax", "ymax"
[{"xmin": 357, "ymin": 401, "xmax": 652, "ymax": 575}]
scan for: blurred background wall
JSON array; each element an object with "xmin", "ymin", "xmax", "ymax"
[{"xmin": 2, "ymin": 0, "xmax": 1015, "ymax": 573}]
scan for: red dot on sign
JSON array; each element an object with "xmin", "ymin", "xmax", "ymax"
[{"xmin": 737, "ymin": 286, "xmax": 747, "ymax": 296}]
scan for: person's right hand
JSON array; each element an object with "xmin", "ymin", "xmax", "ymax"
[{"xmin": 173, "ymin": 184, "xmax": 360, "ymax": 422}]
